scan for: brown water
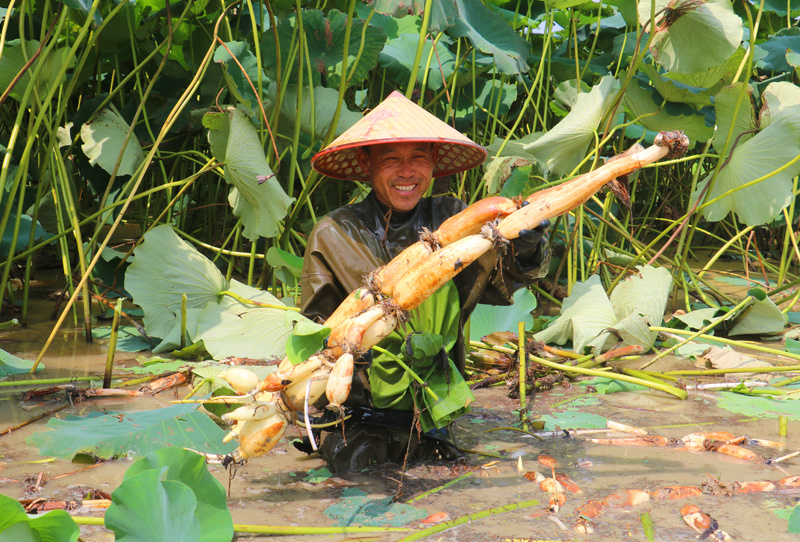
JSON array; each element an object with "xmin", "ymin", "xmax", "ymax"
[{"xmin": 2, "ymin": 271, "xmax": 800, "ymax": 541}]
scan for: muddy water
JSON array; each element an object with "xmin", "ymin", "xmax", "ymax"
[{"xmin": 2, "ymin": 272, "xmax": 800, "ymax": 541}]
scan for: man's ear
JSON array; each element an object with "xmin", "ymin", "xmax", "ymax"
[
  {"xmin": 430, "ymin": 143, "xmax": 440, "ymax": 169},
  {"xmin": 355, "ymin": 147, "xmax": 369, "ymax": 174}
]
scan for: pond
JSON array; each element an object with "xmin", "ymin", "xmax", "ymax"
[{"xmin": 1, "ymin": 271, "xmax": 799, "ymax": 541}]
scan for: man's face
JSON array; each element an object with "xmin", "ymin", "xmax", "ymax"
[{"xmin": 356, "ymin": 142, "xmax": 436, "ymax": 212}]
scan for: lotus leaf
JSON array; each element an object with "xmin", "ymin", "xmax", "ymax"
[
  {"xmin": 712, "ymin": 83, "xmax": 757, "ymax": 153},
  {"xmin": 0, "ymin": 349, "xmax": 44, "ymax": 378},
  {"xmin": 470, "ymin": 287, "xmax": 538, "ymax": 343},
  {"xmin": 0, "ymin": 494, "xmax": 79, "ymax": 542},
  {"xmin": 81, "ymin": 105, "xmax": 144, "ymax": 176},
  {"xmin": 623, "ymin": 79, "xmax": 713, "ymax": 144},
  {"xmin": 693, "ymin": 118, "xmax": 800, "ymax": 226},
  {"xmin": 523, "ymin": 75, "xmax": 619, "ymax": 177},
  {"xmin": 208, "ymin": 107, "xmax": 293, "ymax": 240},
  {"xmin": 214, "ymin": 41, "xmax": 268, "ymax": 121},
  {"xmin": 638, "ymin": 0, "xmax": 743, "ymax": 74},
  {"xmin": 379, "ymin": 33, "xmax": 457, "ymax": 92},
  {"xmin": 448, "ymin": 0, "xmax": 532, "ymax": 75}
]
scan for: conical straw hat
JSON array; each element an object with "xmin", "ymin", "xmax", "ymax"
[{"xmin": 311, "ymin": 91, "xmax": 487, "ymax": 181}]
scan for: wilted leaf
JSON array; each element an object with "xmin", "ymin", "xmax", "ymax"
[
  {"xmin": 696, "ymin": 346, "xmax": 772, "ymax": 371},
  {"xmin": 727, "ymin": 289, "xmax": 786, "ymax": 336},
  {"xmin": 534, "ymin": 274, "xmax": 618, "ymax": 354},
  {"xmin": 523, "ymin": 76, "xmax": 619, "ymax": 176},
  {"xmin": 448, "ymin": 0, "xmax": 532, "ymax": 74},
  {"xmin": 760, "ymin": 82, "xmax": 800, "ymax": 131},
  {"xmin": 610, "ymin": 266, "xmax": 673, "ymax": 348},
  {"xmin": 693, "ymin": 118, "xmax": 800, "ymax": 226},
  {"xmin": 26, "ymin": 404, "xmax": 235, "ymax": 460},
  {"xmin": 126, "ymin": 225, "xmax": 227, "ymax": 344},
  {"xmin": 80, "ymin": 105, "xmax": 144, "ymax": 177},
  {"xmin": 639, "ymin": 0, "xmax": 743, "ymax": 73},
  {"xmin": 207, "ymin": 107, "xmax": 293, "ymax": 240},
  {"xmin": 470, "ymin": 288, "xmax": 538, "ymax": 343}
]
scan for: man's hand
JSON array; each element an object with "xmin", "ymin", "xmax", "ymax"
[{"xmin": 513, "ymin": 219, "xmax": 551, "ymax": 260}]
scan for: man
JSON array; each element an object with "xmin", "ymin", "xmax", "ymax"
[{"xmin": 300, "ymin": 91, "xmax": 550, "ymax": 471}]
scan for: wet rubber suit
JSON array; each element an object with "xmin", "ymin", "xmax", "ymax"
[{"xmin": 299, "ymin": 191, "xmax": 550, "ymax": 471}]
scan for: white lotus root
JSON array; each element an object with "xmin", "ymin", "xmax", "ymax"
[{"xmin": 223, "ymin": 132, "xmax": 689, "ymax": 460}]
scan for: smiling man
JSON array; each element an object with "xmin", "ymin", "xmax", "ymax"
[{"xmin": 299, "ymin": 91, "xmax": 550, "ymax": 471}]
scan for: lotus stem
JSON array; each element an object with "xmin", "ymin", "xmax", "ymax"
[
  {"xmin": 180, "ymin": 293, "xmax": 187, "ymax": 349},
  {"xmin": 396, "ymin": 498, "xmax": 541, "ymax": 542},
  {"xmin": 405, "ymin": 472, "xmax": 474, "ymax": 504},
  {"xmin": 518, "ymin": 321, "xmax": 528, "ymax": 429},
  {"xmin": 525, "ymin": 353, "xmax": 688, "ymax": 399},
  {"xmin": 222, "ymin": 290, "xmax": 301, "ymax": 311},
  {"xmin": 650, "ymin": 326, "xmax": 800, "ymax": 365},
  {"xmin": 103, "ymin": 299, "xmax": 123, "ymax": 389},
  {"xmin": 0, "ymin": 377, "xmax": 102, "ymax": 387}
]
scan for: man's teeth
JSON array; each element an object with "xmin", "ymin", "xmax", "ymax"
[{"xmin": 394, "ymin": 185, "xmax": 415, "ymax": 192}]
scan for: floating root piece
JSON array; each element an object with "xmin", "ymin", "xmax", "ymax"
[
  {"xmin": 704, "ymin": 440, "xmax": 767, "ymax": 463},
  {"xmin": 601, "ymin": 490, "xmax": 650, "ymax": 508},
  {"xmin": 681, "ymin": 504, "xmax": 732, "ymax": 541},
  {"xmin": 588, "ymin": 435, "xmax": 678, "ymax": 447},
  {"xmin": 651, "ymin": 485, "xmax": 702, "ymax": 499}
]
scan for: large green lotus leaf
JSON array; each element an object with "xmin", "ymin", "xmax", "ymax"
[
  {"xmin": 0, "ymin": 349, "xmax": 44, "ymax": 378},
  {"xmin": 212, "ymin": 107, "xmax": 293, "ymax": 240},
  {"xmin": 623, "ymin": 79, "xmax": 713, "ymax": 144},
  {"xmin": 534, "ymin": 275, "xmax": 618, "ymax": 354},
  {"xmin": 80, "ymin": 105, "xmax": 144, "ymax": 177},
  {"xmin": 0, "ymin": 494, "xmax": 79, "ymax": 542},
  {"xmin": 125, "ymin": 225, "xmax": 228, "ymax": 342},
  {"xmin": 370, "ymin": 0, "xmax": 458, "ymax": 32},
  {"xmin": 105, "ymin": 468, "xmax": 201, "ymax": 542},
  {"xmin": 25, "ymin": 404, "xmax": 236, "ymax": 460},
  {"xmin": 196, "ymin": 279, "xmax": 304, "ymax": 360},
  {"xmin": 639, "ymin": 0, "xmax": 743, "ymax": 74},
  {"xmin": 447, "ymin": 0, "xmax": 532, "ymax": 74},
  {"xmin": 379, "ymin": 33, "xmax": 456, "ymax": 92},
  {"xmin": 712, "ymin": 83, "xmax": 757, "ymax": 153},
  {"xmin": 487, "ymin": 131, "xmax": 543, "ymax": 161},
  {"xmin": 269, "ymin": 83, "xmax": 363, "ymax": 140},
  {"xmin": 546, "ymin": 0, "xmax": 590, "ymax": 8},
  {"xmin": 213, "ymin": 41, "xmax": 268, "ymax": 122},
  {"xmin": 550, "ymin": 79, "xmax": 591, "ymax": 117},
  {"xmin": 610, "ymin": 266, "xmax": 672, "ymax": 348},
  {"xmin": 639, "ymin": 63, "xmax": 715, "ymax": 106},
  {"xmin": 762, "ymin": 0, "xmax": 800, "ymax": 14},
  {"xmin": 662, "ymin": 47, "xmax": 745, "ymax": 93},
  {"xmin": 693, "ymin": 118, "xmax": 800, "ymax": 226},
  {"xmin": 728, "ymin": 288, "xmax": 786, "ymax": 336},
  {"xmin": 523, "ymin": 76, "xmax": 619, "ymax": 176},
  {"xmin": 122, "ymin": 448, "xmax": 233, "ymax": 542},
  {"xmin": 760, "ymin": 82, "xmax": 800, "ymax": 130},
  {"xmin": 0, "ymin": 41, "xmax": 73, "ymax": 103},
  {"xmin": 469, "ymin": 288, "xmax": 538, "ymax": 343},
  {"xmin": 453, "ymin": 77, "xmax": 518, "ymax": 127},
  {"xmin": 755, "ymin": 28, "xmax": 800, "ymax": 73},
  {"xmin": 260, "ymin": 10, "xmax": 386, "ymax": 88},
  {"xmin": 787, "ymin": 50, "xmax": 800, "ymax": 78}
]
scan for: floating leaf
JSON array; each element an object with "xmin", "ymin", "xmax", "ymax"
[
  {"xmin": 523, "ymin": 76, "xmax": 619, "ymax": 176},
  {"xmin": 207, "ymin": 107, "xmax": 293, "ymax": 240},
  {"xmin": 126, "ymin": 225, "xmax": 228, "ymax": 343},
  {"xmin": 0, "ymin": 349, "xmax": 44, "ymax": 378},
  {"xmin": 470, "ymin": 288, "xmax": 538, "ymax": 343},
  {"xmin": 80, "ymin": 105, "xmax": 144, "ymax": 177},
  {"xmin": 448, "ymin": 0, "xmax": 532, "ymax": 74},
  {"xmin": 639, "ymin": 0, "xmax": 743, "ymax": 74},
  {"xmin": 693, "ymin": 118, "xmax": 800, "ymax": 226},
  {"xmin": 538, "ymin": 410, "xmax": 608, "ymax": 431},
  {"xmin": 790, "ymin": 503, "xmax": 800, "ymax": 534},
  {"xmin": 323, "ymin": 488, "xmax": 428, "ymax": 527},
  {"xmin": 579, "ymin": 377, "xmax": 648, "ymax": 394},
  {"xmin": 26, "ymin": 404, "xmax": 235, "ymax": 460}
]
